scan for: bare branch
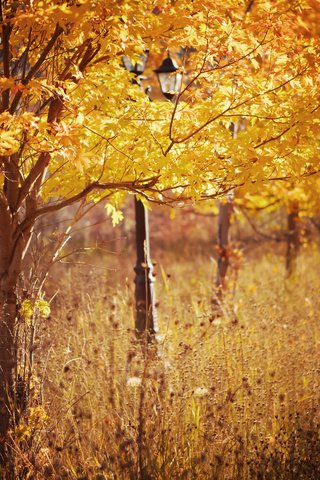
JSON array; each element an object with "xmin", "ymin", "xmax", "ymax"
[
  {"xmin": 239, "ymin": 206, "xmax": 285, "ymax": 241},
  {"xmin": 15, "ymin": 176, "xmax": 160, "ymax": 240}
]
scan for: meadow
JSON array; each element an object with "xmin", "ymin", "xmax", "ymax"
[{"xmin": 12, "ymin": 222, "xmax": 320, "ymax": 479}]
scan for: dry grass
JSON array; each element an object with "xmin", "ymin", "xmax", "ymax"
[{"xmin": 12, "ymin": 245, "xmax": 320, "ymax": 479}]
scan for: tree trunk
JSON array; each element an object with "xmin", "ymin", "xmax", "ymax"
[
  {"xmin": 286, "ymin": 201, "xmax": 300, "ymax": 276},
  {"xmin": 0, "ymin": 283, "xmax": 18, "ymax": 477},
  {"xmin": 215, "ymin": 122, "xmax": 238, "ymax": 297},
  {"xmin": 0, "ymin": 224, "xmax": 25, "ymax": 474},
  {"xmin": 216, "ymin": 197, "xmax": 234, "ymax": 296}
]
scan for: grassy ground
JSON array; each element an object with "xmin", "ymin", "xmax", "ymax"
[{"xmin": 13, "ymin": 244, "xmax": 320, "ymax": 479}]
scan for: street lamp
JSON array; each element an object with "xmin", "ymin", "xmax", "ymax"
[
  {"xmin": 154, "ymin": 52, "xmax": 182, "ymax": 100},
  {"xmin": 122, "ymin": 51, "xmax": 159, "ymax": 341},
  {"xmin": 122, "ymin": 51, "xmax": 182, "ymax": 340}
]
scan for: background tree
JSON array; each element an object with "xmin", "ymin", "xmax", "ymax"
[{"xmin": 237, "ymin": 177, "xmax": 320, "ymax": 276}]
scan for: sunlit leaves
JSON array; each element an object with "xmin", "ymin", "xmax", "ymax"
[{"xmin": 0, "ymin": 0, "xmax": 320, "ymax": 216}]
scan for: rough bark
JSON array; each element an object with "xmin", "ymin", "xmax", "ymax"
[
  {"xmin": 0, "ymin": 203, "xmax": 27, "ymax": 473},
  {"xmin": 0, "ymin": 285, "xmax": 17, "ymax": 475}
]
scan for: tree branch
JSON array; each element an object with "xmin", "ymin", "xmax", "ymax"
[
  {"xmin": 1, "ymin": 21, "xmax": 12, "ymax": 112},
  {"xmin": 5, "ymin": 153, "xmax": 20, "ymax": 213},
  {"xmin": 170, "ymin": 67, "xmax": 307, "ymax": 146},
  {"xmin": 9, "ymin": 23, "xmax": 64, "ymax": 114},
  {"xmin": 239, "ymin": 206, "xmax": 285, "ymax": 241},
  {"xmin": 16, "ymin": 152, "xmax": 50, "ymax": 211},
  {"xmin": 15, "ymin": 176, "xmax": 160, "ymax": 241}
]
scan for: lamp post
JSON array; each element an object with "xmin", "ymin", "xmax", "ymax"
[
  {"xmin": 154, "ymin": 52, "xmax": 182, "ymax": 100},
  {"xmin": 122, "ymin": 51, "xmax": 182, "ymax": 339},
  {"xmin": 122, "ymin": 52, "xmax": 159, "ymax": 340}
]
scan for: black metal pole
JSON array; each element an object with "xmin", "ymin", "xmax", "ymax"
[
  {"xmin": 134, "ymin": 197, "xmax": 158, "ymax": 340},
  {"xmin": 121, "ymin": 53, "xmax": 159, "ymax": 340}
]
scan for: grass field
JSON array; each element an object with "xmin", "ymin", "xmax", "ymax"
[{"xmin": 12, "ymin": 242, "xmax": 320, "ymax": 479}]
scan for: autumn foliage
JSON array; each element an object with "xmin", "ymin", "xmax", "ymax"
[{"xmin": 0, "ymin": 0, "xmax": 320, "ymax": 475}]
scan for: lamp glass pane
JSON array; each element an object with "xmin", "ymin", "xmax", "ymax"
[
  {"xmin": 174, "ymin": 73, "xmax": 183, "ymax": 93},
  {"xmin": 158, "ymin": 72, "xmax": 181, "ymax": 95}
]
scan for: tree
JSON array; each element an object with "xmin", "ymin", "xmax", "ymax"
[
  {"xmin": 0, "ymin": 0, "xmax": 181, "ymax": 469},
  {"xmin": 1, "ymin": 0, "xmax": 320, "ymax": 472},
  {"xmin": 216, "ymin": 122, "xmax": 240, "ymax": 296},
  {"xmin": 237, "ymin": 178, "xmax": 319, "ymax": 276}
]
